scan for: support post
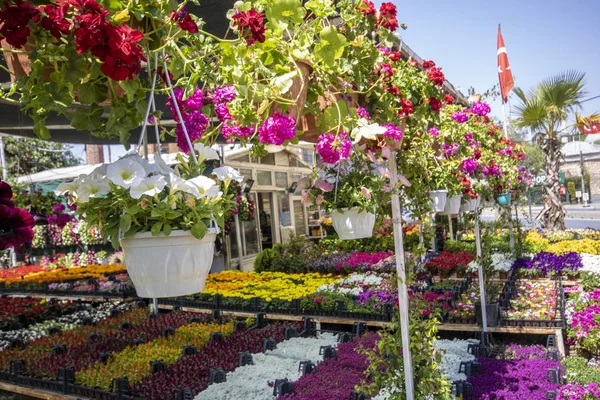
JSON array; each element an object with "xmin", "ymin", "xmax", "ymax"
[
  {"xmin": 0, "ymin": 135, "xmax": 6, "ymax": 181},
  {"xmin": 152, "ymin": 298, "xmax": 158, "ymax": 314},
  {"xmin": 389, "ymin": 152, "xmax": 415, "ymax": 400},
  {"xmin": 448, "ymin": 214, "xmax": 454, "ymax": 241},
  {"xmin": 234, "ymin": 214, "xmax": 243, "ymax": 270},
  {"xmin": 474, "ymin": 205, "xmax": 487, "ymax": 332},
  {"xmin": 508, "ymin": 217, "xmax": 515, "ymax": 252}
]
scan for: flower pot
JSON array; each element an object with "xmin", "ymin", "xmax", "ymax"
[
  {"xmin": 270, "ymin": 60, "xmax": 312, "ymax": 124},
  {"xmin": 442, "ymin": 195, "xmax": 462, "ymax": 215},
  {"xmin": 121, "ymin": 230, "xmax": 216, "ymax": 298},
  {"xmin": 330, "ymin": 207, "xmax": 375, "ymax": 240},
  {"xmin": 429, "ymin": 190, "xmax": 448, "ymax": 213},
  {"xmin": 496, "ymin": 192, "xmax": 512, "ymax": 206},
  {"xmin": 475, "ymin": 302, "xmax": 501, "ymax": 327},
  {"xmin": 460, "ymin": 197, "xmax": 481, "ymax": 212}
]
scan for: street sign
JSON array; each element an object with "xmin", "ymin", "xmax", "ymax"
[
  {"xmin": 560, "ymin": 186, "xmax": 566, "ymax": 195},
  {"xmin": 584, "ymin": 193, "xmax": 590, "ymax": 201},
  {"xmin": 534, "ymin": 172, "xmax": 565, "ymax": 186},
  {"xmin": 576, "ymin": 191, "xmax": 582, "ymax": 198}
]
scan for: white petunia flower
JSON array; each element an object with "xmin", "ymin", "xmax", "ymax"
[
  {"xmin": 152, "ymin": 153, "xmax": 174, "ymax": 176},
  {"xmin": 193, "ymin": 143, "xmax": 220, "ymax": 162},
  {"xmin": 187, "ymin": 176, "xmax": 219, "ymax": 198},
  {"xmin": 55, "ymin": 174, "xmax": 87, "ymax": 195},
  {"xmin": 106, "ymin": 158, "xmax": 146, "ymax": 188},
  {"xmin": 169, "ymin": 173, "xmax": 201, "ymax": 199},
  {"xmin": 76, "ymin": 175, "xmax": 110, "ymax": 203},
  {"xmin": 129, "ymin": 175, "xmax": 167, "ymax": 199},
  {"xmin": 212, "ymin": 166, "xmax": 243, "ymax": 183}
]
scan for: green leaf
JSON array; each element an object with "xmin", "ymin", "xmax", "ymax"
[
  {"xmin": 272, "ymin": 71, "xmax": 297, "ymax": 96},
  {"xmin": 191, "ymin": 222, "xmax": 207, "ymax": 240},
  {"xmin": 68, "ymin": 107, "xmax": 104, "ymax": 131},
  {"xmin": 151, "ymin": 221, "xmax": 163, "ymax": 236},
  {"xmin": 314, "ymin": 26, "xmax": 347, "ymax": 67},
  {"xmin": 265, "ymin": 0, "xmax": 304, "ymax": 33},
  {"xmin": 77, "ymin": 83, "xmax": 108, "ymax": 105},
  {"xmin": 163, "ymin": 223, "xmax": 172, "ymax": 237},
  {"xmin": 125, "ymin": 205, "xmax": 141, "ymax": 215},
  {"xmin": 166, "ymin": 211, "xmax": 182, "ymax": 220},
  {"xmin": 119, "ymin": 214, "xmax": 132, "ymax": 234}
]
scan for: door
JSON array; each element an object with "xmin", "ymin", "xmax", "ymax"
[{"xmin": 257, "ymin": 192, "xmax": 275, "ymax": 249}]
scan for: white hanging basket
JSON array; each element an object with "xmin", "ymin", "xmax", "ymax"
[
  {"xmin": 429, "ymin": 190, "xmax": 448, "ymax": 213},
  {"xmin": 442, "ymin": 195, "xmax": 462, "ymax": 215},
  {"xmin": 461, "ymin": 197, "xmax": 481, "ymax": 213},
  {"xmin": 121, "ymin": 229, "xmax": 216, "ymax": 298},
  {"xmin": 330, "ymin": 207, "xmax": 375, "ymax": 240}
]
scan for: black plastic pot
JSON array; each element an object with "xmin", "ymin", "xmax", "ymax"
[{"xmin": 475, "ymin": 302, "xmax": 501, "ymax": 327}]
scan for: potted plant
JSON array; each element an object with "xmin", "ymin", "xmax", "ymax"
[
  {"xmin": 496, "ymin": 192, "xmax": 512, "ymax": 206},
  {"xmin": 56, "ymin": 145, "xmax": 239, "ymax": 298}
]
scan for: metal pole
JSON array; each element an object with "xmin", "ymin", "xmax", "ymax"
[
  {"xmin": 579, "ymin": 131, "xmax": 590, "ymax": 207},
  {"xmin": 389, "ymin": 151, "xmax": 415, "ymax": 400},
  {"xmin": 234, "ymin": 214, "xmax": 243, "ymax": 269},
  {"xmin": 448, "ymin": 214, "xmax": 454, "ymax": 241},
  {"xmin": 474, "ymin": 205, "xmax": 488, "ymax": 332},
  {"xmin": 508, "ymin": 217, "xmax": 515, "ymax": 252},
  {"xmin": 528, "ymin": 190, "xmax": 533, "ymax": 224},
  {"xmin": 152, "ymin": 298, "xmax": 158, "ymax": 314},
  {"xmin": 0, "ymin": 135, "xmax": 7, "ymax": 181}
]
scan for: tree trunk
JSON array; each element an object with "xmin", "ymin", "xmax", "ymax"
[{"xmin": 540, "ymin": 138, "xmax": 565, "ymax": 228}]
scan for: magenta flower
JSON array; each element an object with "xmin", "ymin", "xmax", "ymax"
[
  {"xmin": 464, "ymin": 132, "xmax": 473, "ymax": 143},
  {"xmin": 316, "ymin": 132, "xmax": 352, "ymax": 164},
  {"xmin": 0, "ymin": 181, "xmax": 14, "ymax": 208},
  {"xmin": 258, "ymin": 112, "xmax": 297, "ymax": 145},
  {"xmin": 175, "ymin": 110, "xmax": 209, "ymax": 153},
  {"xmin": 356, "ymin": 107, "xmax": 370, "ymax": 119},
  {"xmin": 221, "ymin": 123, "xmax": 254, "ymax": 142},
  {"xmin": 213, "ymin": 85, "xmax": 237, "ymax": 104},
  {"xmin": 383, "ymin": 123, "xmax": 403, "ymax": 142},
  {"xmin": 451, "ymin": 111, "xmax": 468, "ymax": 123},
  {"xmin": 215, "ymin": 102, "xmax": 232, "ymax": 122},
  {"xmin": 314, "ymin": 180, "xmax": 334, "ymax": 192},
  {"xmin": 0, "ymin": 204, "xmax": 35, "ymax": 250},
  {"xmin": 53, "ymin": 203, "xmax": 66, "ymax": 214},
  {"xmin": 461, "ymin": 158, "xmax": 478, "ymax": 175},
  {"xmin": 470, "ymin": 101, "xmax": 491, "ymax": 116},
  {"xmin": 428, "ymin": 127, "xmax": 440, "ymax": 137}
]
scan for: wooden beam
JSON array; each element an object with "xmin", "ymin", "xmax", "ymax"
[
  {"xmin": 555, "ymin": 328, "xmax": 566, "ymax": 357},
  {"xmin": 0, "ymin": 381, "xmax": 80, "ymax": 400}
]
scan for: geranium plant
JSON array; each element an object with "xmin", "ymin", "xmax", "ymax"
[{"xmin": 56, "ymin": 146, "xmax": 240, "ymax": 249}]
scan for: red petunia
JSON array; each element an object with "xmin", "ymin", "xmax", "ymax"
[
  {"xmin": 444, "ymin": 94, "xmax": 454, "ymax": 104},
  {"xmin": 428, "ymin": 97, "xmax": 442, "ymax": 114},
  {"xmin": 170, "ymin": 9, "xmax": 198, "ymax": 34},
  {"xmin": 426, "ymin": 67, "xmax": 445, "ymax": 86},
  {"xmin": 0, "ymin": 182, "xmax": 14, "ymax": 208},
  {"xmin": 377, "ymin": 2, "xmax": 398, "ymax": 31},
  {"xmin": 0, "ymin": 1, "xmax": 39, "ymax": 48},
  {"xmin": 422, "ymin": 60, "xmax": 435, "ymax": 69},
  {"xmin": 0, "ymin": 204, "xmax": 35, "ymax": 251},
  {"xmin": 357, "ymin": 0, "xmax": 376, "ymax": 16},
  {"xmin": 39, "ymin": 2, "xmax": 71, "ymax": 39},
  {"xmin": 232, "ymin": 9, "xmax": 265, "ymax": 45}
]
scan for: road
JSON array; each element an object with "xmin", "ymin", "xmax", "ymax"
[{"xmin": 480, "ymin": 216, "xmax": 600, "ymax": 229}]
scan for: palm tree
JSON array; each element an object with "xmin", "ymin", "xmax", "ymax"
[{"xmin": 512, "ymin": 71, "xmax": 587, "ymax": 229}]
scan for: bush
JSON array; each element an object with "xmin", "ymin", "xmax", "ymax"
[
  {"xmin": 563, "ymin": 356, "xmax": 600, "ymax": 385},
  {"xmin": 581, "ymin": 272, "xmax": 600, "ymax": 292},
  {"xmin": 317, "ymin": 234, "xmax": 394, "ymax": 253},
  {"xmin": 444, "ymin": 240, "xmax": 476, "ymax": 253},
  {"xmin": 253, "ymin": 236, "xmax": 313, "ymax": 273}
]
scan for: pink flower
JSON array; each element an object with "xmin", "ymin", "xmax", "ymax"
[
  {"xmin": 316, "ymin": 132, "xmax": 352, "ymax": 164},
  {"xmin": 316, "ymin": 195, "xmax": 324, "ymax": 205},
  {"xmin": 301, "ymin": 191, "xmax": 313, "ymax": 206},
  {"xmin": 314, "ymin": 180, "xmax": 334, "ymax": 192},
  {"xmin": 361, "ymin": 187, "xmax": 372, "ymax": 199}
]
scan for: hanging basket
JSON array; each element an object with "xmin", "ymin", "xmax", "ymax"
[
  {"xmin": 461, "ymin": 197, "xmax": 481, "ymax": 213},
  {"xmin": 496, "ymin": 192, "xmax": 512, "ymax": 206},
  {"xmin": 441, "ymin": 195, "xmax": 462, "ymax": 215},
  {"xmin": 299, "ymin": 89, "xmax": 359, "ymax": 143},
  {"xmin": 121, "ymin": 229, "xmax": 216, "ymax": 298},
  {"xmin": 330, "ymin": 207, "xmax": 375, "ymax": 240},
  {"xmin": 429, "ymin": 190, "xmax": 448, "ymax": 213}
]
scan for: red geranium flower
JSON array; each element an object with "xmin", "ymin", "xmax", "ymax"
[
  {"xmin": 100, "ymin": 24, "xmax": 145, "ymax": 81},
  {"xmin": 444, "ymin": 94, "xmax": 454, "ymax": 104},
  {"xmin": 357, "ymin": 0, "xmax": 376, "ymax": 16},
  {"xmin": 408, "ymin": 59, "xmax": 419, "ymax": 68},
  {"xmin": 69, "ymin": 0, "xmax": 108, "ymax": 15},
  {"xmin": 428, "ymin": 97, "xmax": 442, "ymax": 114},
  {"xmin": 400, "ymin": 98, "xmax": 413, "ymax": 115},
  {"xmin": 387, "ymin": 86, "xmax": 401, "ymax": 96},
  {"xmin": 422, "ymin": 60, "xmax": 435, "ymax": 69},
  {"xmin": 0, "ymin": 1, "xmax": 39, "ymax": 48},
  {"xmin": 232, "ymin": 9, "xmax": 265, "ymax": 45},
  {"xmin": 39, "ymin": 2, "xmax": 71, "ymax": 39},
  {"xmin": 0, "ymin": 182, "xmax": 14, "ymax": 208},
  {"xmin": 74, "ymin": 12, "xmax": 110, "ymax": 58},
  {"xmin": 377, "ymin": 2, "xmax": 398, "ymax": 31},
  {"xmin": 387, "ymin": 51, "xmax": 401, "ymax": 62},
  {"xmin": 170, "ymin": 9, "xmax": 198, "ymax": 34},
  {"xmin": 426, "ymin": 67, "xmax": 445, "ymax": 86},
  {"xmin": 0, "ymin": 204, "xmax": 35, "ymax": 250}
]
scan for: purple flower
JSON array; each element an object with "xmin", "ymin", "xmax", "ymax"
[
  {"xmin": 464, "ymin": 133, "xmax": 474, "ymax": 143},
  {"xmin": 316, "ymin": 132, "xmax": 352, "ymax": 164},
  {"xmin": 356, "ymin": 107, "xmax": 370, "ymax": 119},
  {"xmin": 53, "ymin": 203, "xmax": 66, "ymax": 214},
  {"xmin": 221, "ymin": 123, "xmax": 254, "ymax": 142},
  {"xmin": 175, "ymin": 110, "xmax": 209, "ymax": 153},
  {"xmin": 258, "ymin": 112, "xmax": 297, "ymax": 145},
  {"xmin": 213, "ymin": 85, "xmax": 236, "ymax": 104},
  {"xmin": 215, "ymin": 103, "xmax": 232, "ymax": 122},
  {"xmin": 461, "ymin": 158, "xmax": 478, "ymax": 175},
  {"xmin": 451, "ymin": 111, "xmax": 468, "ymax": 123},
  {"xmin": 383, "ymin": 123, "xmax": 403, "ymax": 142},
  {"xmin": 428, "ymin": 127, "xmax": 440, "ymax": 137},
  {"xmin": 441, "ymin": 142, "xmax": 460, "ymax": 157},
  {"xmin": 314, "ymin": 180, "xmax": 333, "ymax": 192},
  {"xmin": 470, "ymin": 101, "xmax": 491, "ymax": 116},
  {"xmin": 0, "ymin": 204, "xmax": 35, "ymax": 250}
]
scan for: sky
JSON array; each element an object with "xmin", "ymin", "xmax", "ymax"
[{"xmin": 76, "ymin": 0, "xmax": 600, "ymax": 163}]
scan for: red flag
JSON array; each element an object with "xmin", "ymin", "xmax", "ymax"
[
  {"xmin": 497, "ymin": 25, "xmax": 514, "ymax": 103},
  {"xmin": 579, "ymin": 121, "xmax": 600, "ymax": 134}
]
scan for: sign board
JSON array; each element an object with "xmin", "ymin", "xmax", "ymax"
[
  {"xmin": 534, "ymin": 172, "xmax": 565, "ymax": 186},
  {"xmin": 560, "ymin": 186, "xmax": 566, "ymax": 195},
  {"xmin": 576, "ymin": 191, "xmax": 582, "ymax": 198},
  {"xmin": 584, "ymin": 193, "xmax": 590, "ymax": 201}
]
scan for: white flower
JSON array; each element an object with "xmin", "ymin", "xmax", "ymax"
[
  {"xmin": 193, "ymin": 143, "xmax": 220, "ymax": 162},
  {"xmin": 55, "ymin": 174, "xmax": 87, "ymax": 195},
  {"xmin": 106, "ymin": 158, "xmax": 146, "ymax": 188},
  {"xmin": 129, "ymin": 176, "xmax": 167, "ymax": 199},
  {"xmin": 77, "ymin": 175, "xmax": 110, "ymax": 203},
  {"xmin": 151, "ymin": 153, "xmax": 174, "ymax": 176},
  {"xmin": 350, "ymin": 119, "xmax": 386, "ymax": 142},
  {"xmin": 92, "ymin": 164, "xmax": 108, "ymax": 176},
  {"xmin": 187, "ymin": 176, "xmax": 219, "ymax": 198},
  {"xmin": 169, "ymin": 173, "xmax": 201, "ymax": 199},
  {"xmin": 212, "ymin": 166, "xmax": 243, "ymax": 183},
  {"xmin": 119, "ymin": 152, "xmax": 158, "ymax": 175}
]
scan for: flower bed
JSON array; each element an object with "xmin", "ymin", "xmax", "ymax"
[
  {"xmin": 0, "ymin": 297, "xmax": 77, "ymax": 331},
  {"xmin": 512, "ymin": 252, "xmax": 582, "ymax": 278},
  {"xmin": 426, "ymin": 251, "xmax": 475, "ymax": 277},
  {"xmin": 434, "ymin": 338, "xmax": 478, "ymax": 382},
  {"xmin": 195, "ymin": 333, "xmax": 338, "ymax": 399},
  {"xmin": 566, "ymin": 289, "xmax": 600, "ymax": 356},
  {"xmin": 0, "ymin": 301, "xmax": 132, "ymax": 350},
  {"xmin": 136, "ymin": 321, "xmax": 303, "ymax": 400},
  {"xmin": 277, "ymin": 332, "xmax": 378, "ymax": 400},
  {"xmin": 76, "ymin": 320, "xmax": 235, "ymax": 390},
  {"xmin": 503, "ymin": 280, "xmax": 560, "ymax": 321}
]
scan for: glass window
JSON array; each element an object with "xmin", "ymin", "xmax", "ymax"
[
  {"xmin": 241, "ymin": 193, "xmax": 260, "ymax": 256},
  {"xmin": 275, "ymin": 172, "xmax": 288, "ymax": 188},
  {"xmin": 238, "ymin": 169, "xmax": 253, "ymax": 183},
  {"xmin": 256, "ymin": 171, "xmax": 272, "ymax": 186},
  {"xmin": 261, "ymin": 153, "xmax": 276, "ymax": 165},
  {"xmin": 294, "ymin": 200, "xmax": 306, "ymax": 236},
  {"xmin": 278, "ymin": 193, "xmax": 292, "ymax": 227},
  {"xmin": 302, "ymin": 149, "xmax": 314, "ymax": 165}
]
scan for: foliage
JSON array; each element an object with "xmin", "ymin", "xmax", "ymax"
[
  {"xmin": 581, "ymin": 272, "xmax": 600, "ymax": 292},
  {"xmin": 2, "ymin": 137, "xmax": 80, "ymax": 176},
  {"xmin": 444, "ymin": 239, "xmax": 476, "ymax": 253},
  {"xmin": 317, "ymin": 234, "xmax": 395, "ymax": 253},
  {"xmin": 253, "ymin": 235, "xmax": 313, "ymax": 273},
  {"xmin": 522, "ymin": 142, "xmax": 544, "ymax": 173},
  {"xmin": 568, "ymin": 181, "xmax": 577, "ymax": 202},
  {"xmin": 563, "ymin": 356, "xmax": 600, "ymax": 385}
]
